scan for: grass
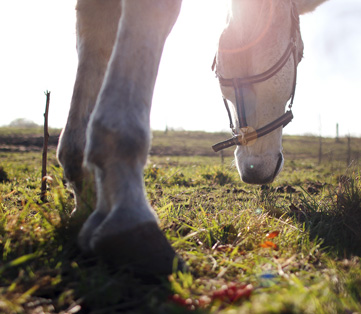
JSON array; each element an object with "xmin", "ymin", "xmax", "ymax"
[{"xmin": 0, "ymin": 130, "xmax": 360, "ymax": 313}]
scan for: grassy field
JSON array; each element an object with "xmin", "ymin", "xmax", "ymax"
[{"xmin": 0, "ymin": 129, "xmax": 360, "ymax": 313}]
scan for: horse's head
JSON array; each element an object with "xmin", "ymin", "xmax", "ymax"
[{"xmin": 215, "ymin": 0, "xmax": 326, "ymax": 184}]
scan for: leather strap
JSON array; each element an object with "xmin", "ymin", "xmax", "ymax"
[
  {"xmin": 212, "ymin": 110, "xmax": 293, "ymax": 152},
  {"xmin": 218, "ymin": 41, "xmax": 296, "ymax": 88}
]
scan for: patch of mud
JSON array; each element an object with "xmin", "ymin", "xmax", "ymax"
[{"xmin": 0, "ymin": 135, "xmax": 59, "ymax": 152}]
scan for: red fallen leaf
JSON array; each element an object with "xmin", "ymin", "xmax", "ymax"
[
  {"xmin": 233, "ymin": 286, "xmax": 253, "ymax": 302},
  {"xmin": 212, "ymin": 289, "xmax": 227, "ymax": 301},
  {"xmin": 212, "ymin": 283, "xmax": 253, "ymax": 303},
  {"xmin": 266, "ymin": 230, "xmax": 280, "ymax": 239},
  {"xmin": 169, "ymin": 294, "xmax": 188, "ymax": 306},
  {"xmin": 260, "ymin": 241, "xmax": 278, "ymax": 250}
]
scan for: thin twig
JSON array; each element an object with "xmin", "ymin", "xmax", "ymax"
[{"xmin": 41, "ymin": 91, "xmax": 50, "ymax": 203}]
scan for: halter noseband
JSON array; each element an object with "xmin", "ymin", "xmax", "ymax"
[{"xmin": 212, "ymin": 3, "xmax": 300, "ymax": 152}]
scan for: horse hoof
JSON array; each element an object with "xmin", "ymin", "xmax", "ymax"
[{"xmin": 90, "ymin": 221, "xmax": 186, "ymax": 276}]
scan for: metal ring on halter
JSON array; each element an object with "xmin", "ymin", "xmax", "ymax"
[{"xmin": 239, "ymin": 127, "xmax": 250, "ymax": 145}]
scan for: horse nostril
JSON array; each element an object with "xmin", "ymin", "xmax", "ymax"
[{"xmin": 273, "ymin": 153, "xmax": 284, "ymax": 179}]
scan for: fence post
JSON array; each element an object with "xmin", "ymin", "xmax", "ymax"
[
  {"xmin": 336, "ymin": 123, "xmax": 340, "ymax": 142},
  {"xmin": 318, "ymin": 135, "xmax": 322, "ymax": 164},
  {"xmin": 346, "ymin": 135, "xmax": 351, "ymax": 167}
]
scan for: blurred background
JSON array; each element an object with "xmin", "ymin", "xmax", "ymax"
[{"xmin": 0, "ymin": 0, "xmax": 360, "ymax": 137}]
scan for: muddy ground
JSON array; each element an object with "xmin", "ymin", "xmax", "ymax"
[
  {"xmin": 0, "ymin": 135, "xmax": 60, "ymax": 153},
  {"xmin": 0, "ymin": 132, "xmax": 233, "ymax": 157}
]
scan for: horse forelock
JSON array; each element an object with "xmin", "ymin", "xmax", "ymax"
[{"xmin": 221, "ymin": 0, "xmax": 293, "ymax": 56}]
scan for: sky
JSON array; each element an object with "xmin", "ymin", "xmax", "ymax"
[{"xmin": 0, "ymin": 0, "xmax": 360, "ymax": 137}]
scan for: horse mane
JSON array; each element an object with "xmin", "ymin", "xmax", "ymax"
[{"xmin": 294, "ymin": 0, "xmax": 329, "ymax": 14}]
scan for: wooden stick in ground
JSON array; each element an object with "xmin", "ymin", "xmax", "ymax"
[
  {"xmin": 41, "ymin": 91, "xmax": 51, "ymax": 203},
  {"xmin": 347, "ymin": 135, "xmax": 351, "ymax": 167},
  {"xmin": 318, "ymin": 135, "xmax": 322, "ymax": 165}
]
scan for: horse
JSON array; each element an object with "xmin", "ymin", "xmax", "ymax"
[{"xmin": 57, "ymin": 0, "xmax": 328, "ymax": 275}]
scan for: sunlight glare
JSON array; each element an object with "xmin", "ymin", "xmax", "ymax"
[{"xmin": 151, "ymin": 0, "xmax": 232, "ymax": 132}]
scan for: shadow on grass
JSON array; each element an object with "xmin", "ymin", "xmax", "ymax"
[
  {"xmin": 51, "ymin": 218, "xmax": 194, "ymax": 314},
  {"xmin": 292, "ymin": 174, "xmax": 361, "ymax": 258},
  {"xmin": 0, "ymin": 202, "xmax": 198, "ymax": 313}
]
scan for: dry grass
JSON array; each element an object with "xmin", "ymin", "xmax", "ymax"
[{"xmin": 0, "ymin": 131, "xmax": 360, "ymax": 313}]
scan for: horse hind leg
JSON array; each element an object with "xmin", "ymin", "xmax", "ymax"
[
  {"xmin": 57, "ymin": 0, "xmax": 121, "ymax": 234},
  {"xmin": 83, "ymin": 0, "xmax": 184, "ymax": 275}
]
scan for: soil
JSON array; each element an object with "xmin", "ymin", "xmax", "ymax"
[
  {"xmin": 0, "ymin": 132, "xmax": 233, "ymax": 157},
  {"xmin": 0, "ymin": 133, "xmax": 231, "ymax": 157},
  {"xmin": 0, "ymin": 135, "xmax": 60, "ymax": 152}
]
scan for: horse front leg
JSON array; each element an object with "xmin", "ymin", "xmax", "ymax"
[
  {"xmin": 80, "ymin": 0, "xmax": 183, "ymax": 275},
  {"xmin": 57, "ymin": 0, "xmax": 121, "ymax": 223}
]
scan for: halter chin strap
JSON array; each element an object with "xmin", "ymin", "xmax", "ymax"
[
  {"xmin": 212, "ymin": 3, "xmax": 300, "ymax": 153},
  {"xmin": 212, "ymin": 110, "xmax": 293, "ymax": 152}
]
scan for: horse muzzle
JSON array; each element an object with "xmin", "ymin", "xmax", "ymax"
[{"xmin": 235, "ymin": 152, "xmax": 284, "ymax": 184}]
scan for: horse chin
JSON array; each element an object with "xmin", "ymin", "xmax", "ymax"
[{"xmin": 235, "ymin": 149, "xmax": 284, "ymax": 185}]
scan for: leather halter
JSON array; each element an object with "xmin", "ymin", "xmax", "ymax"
[{"xmin": 212, "ymin": 3, "xmax": 300, "ymax": 152}]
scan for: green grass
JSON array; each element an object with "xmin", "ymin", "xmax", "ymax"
[{"xmin": 0, "ymin": 131, "xmax": 360, "ymax": 313}]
